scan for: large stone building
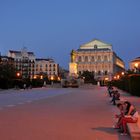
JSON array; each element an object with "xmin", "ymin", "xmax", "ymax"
[
  {"xmin": 129, "ymin": 57, "xmax": 140, "ymax": 73},
  {"xmin": 8, "ymin": 47, "xmax": 35, "ymax": 79},
  {"xmin": 35, "ymin": 58, "xmax": 59, "ymax": 80},
  {"xmin": 69, "ymin": 39, "xmax": 125, "ymax": 81}
]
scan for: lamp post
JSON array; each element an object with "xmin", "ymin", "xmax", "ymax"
[
  {"xmin": 51, "ymin": 76, "xmax": 54, "ymax": 86},
  {"xmin": 134, "ymin": 63, "xmax": 138, "ymax": 73},
  {"xmin": 121, "ymin": 72, "xmax": 124, "ymax": 76},
  {"xmin": 16, "ymin": 72, "xmax": 20, "ymax": 77}
]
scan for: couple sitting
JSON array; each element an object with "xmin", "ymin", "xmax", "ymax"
[{"xmin": 113, "ymin": 101, "xmax": 139, "ymax": 135}]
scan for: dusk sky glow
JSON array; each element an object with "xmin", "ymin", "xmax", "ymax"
[{"xmin": 0, "ymin": 0, "xmax": 140, "ymax": 69}]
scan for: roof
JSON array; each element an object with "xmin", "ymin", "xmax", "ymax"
[
  {"xmin": 79, "ymin": 39, "xmax": 112, "ymax": 50},
  {"xmin": 9, "ymin": 50, "xmax": 34, "ymax": 55},
  {"xmin": 130, "ymin": 56, "xmax": 140, "ymax": 62},
  {"xmin": 36, "ymin": 58, "xmax": 55, "ymax": 62},
  {"xmin": 77, "ymin": 48, "xmax": 111, "ymax": 52},
  {"xmin": 81, "ymin": 39, "xmax": 112, "ymax": 46}
]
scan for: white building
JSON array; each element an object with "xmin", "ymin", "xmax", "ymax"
[
  {"xmin": 8, "ymin": 47, "xmax": 35, "ymax": 79},
  {"xmin": 69, "ymin": 39, "xmax": 125, "ymax": 81},
  {"xmin": 35, "ymin": 58, "xmax": 59, "ymax": 80}
]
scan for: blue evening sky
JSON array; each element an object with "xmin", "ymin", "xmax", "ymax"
[{"xmin": 0, "ymin": 0, "xmax": 140, "ymax": 69}]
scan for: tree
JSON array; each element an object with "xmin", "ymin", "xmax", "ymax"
[
  {"xmin": 79, "ymin": 71, "xmax": 96, "ymax": 84},
  {"xmin": 0, "ymin": 63, "xmax": 16, "ymax": 89}
]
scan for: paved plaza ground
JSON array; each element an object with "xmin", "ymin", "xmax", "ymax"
[{"xmin": 0, "ymin": 85, "xmax": 139, "ymax": 140}]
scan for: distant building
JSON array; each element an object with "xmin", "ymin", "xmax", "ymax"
[
  {"xmin": 35, "ymin": 58, "xmax": 59, "ymax": 80},
  {"xmin": 129, "ymin": 57, "xmax": 140, "ymax": 73},
  {"xmin": 0, "ymin": 55, "xmax": 14, "ymax": 66},
  {"xmin": 8, "ymin": 47, "xmax": 35, "ymax": 79},
  {"xmin": 69, "ymin": 39, "xmax": 125, "ymax": 81},
  {"xmin": 58, "ymin": 67, "xmax": 69, "ymax": 79}
]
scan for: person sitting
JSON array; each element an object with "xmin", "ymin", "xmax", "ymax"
[
  {"xmin": 110, "ymin": 90, "xmax": 120, "ymax": 105},
  {"xmin": 120, "ymin": 109, "xmax": 139, "ymax": 135},
  {"xmin": 113, "ymin": 103, "xmax": 125, "ymax": 129},
  {"xmin": 108, "ymin": 86, "xmax": 114, "ymax": 97},
  {"xmin": 116, "ymin": 101, "xmax": 139, "ymax": 135}
]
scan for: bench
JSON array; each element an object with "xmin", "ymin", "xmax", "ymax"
[{"xmin": 127, "ymin": 116, "xmax": 140, "ymax": 140}]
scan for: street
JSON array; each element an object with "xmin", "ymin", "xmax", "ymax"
[{"xmin": 0, "ymin": 86, "xmax": 131, "ymax": 140}]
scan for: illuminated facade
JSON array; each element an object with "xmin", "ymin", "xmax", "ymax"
[
  {"xmin": 69, "ymin": 39, "xmax": 125, "ymax": 81},
  {"xmin": 35, "ymin": 58, "xmax": 58, "ymax": 79},
  {"xmin": 129, "ymin": 57, "xmax": 140, "ymax": 72},
  {"xmin": 8, "ymin": 47, "xmax": 35, "ymax": 79}
]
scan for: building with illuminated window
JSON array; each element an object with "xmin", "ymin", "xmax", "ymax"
[
  {"xmin": 8, "ymin": 47, "xmax": 35, "ymax": 79},
  {"xmin": 35, "ymin": 58, "xmax": 59, "ymax": 80},
  {"xmin": 0, "ymin": 55, "xmax": 14, "ymax": 66},
  {"xmin": 129, "ymin": 57, "xmax": 140, "ymax": 73},
  {"xmin": 69, "ymin": 39, "xmax": 125, "ymax": 81}
]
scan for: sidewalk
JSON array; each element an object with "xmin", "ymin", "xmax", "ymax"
[
  {"xmin": 0, "ymin": 85, "xmax": 132, "ymax": 140},
  {"xmin": 113, "ymin": 87, "xmax": 140, "ymax": 113}
]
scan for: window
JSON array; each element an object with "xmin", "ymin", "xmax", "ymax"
[
  {"xmin": 78, "ymin": 56, "xmax": 82, "ymax": 62},
  {"xmin": 91, "ymin": 56, "xmax": 94, "ymax": 62},
  {"xmin": 97, "ymin": 56, "xmax": 101, "ymax": 61},
  {"xmin": 104, "ymin": 56, "xmax": 108, "ymax": 61},
  {"xmin": 94, "ymin": 45, "xmax": 98, "ymax": 49},
  {"xmin": 85, "ymin": 56, "xmax": 88, "ymax": 62}
]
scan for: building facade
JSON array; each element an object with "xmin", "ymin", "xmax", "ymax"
[
  {"xmin": 35, "ymin": 58, "xmax": 59, "ymax": 80},
  {"xmin": 69, "ymin": 39, "xmax": 125, "ymax": 81},
  {"xmin": 129, "ymin": 57, "xmax": 140, "ymax": 73},
  {"xmin": 8, "ymin": 47, "xmax": 35, "ymax": 79},
  {"xmin": 0, "ymin": 55, "xmax": 14, "ymax": 66}
]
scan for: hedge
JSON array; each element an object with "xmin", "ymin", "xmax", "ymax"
[{"xmin": 112, "ymin": 74, "xmax": 140, "ymax": 97}]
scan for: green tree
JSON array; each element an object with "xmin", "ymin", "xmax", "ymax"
[
  {"xmin": 79, "ymin": 71, "xmax": 96, "ymax": 84},
  {"xmin": 0, "ymin": 63, "xmax": 16, "ymax": 89}
]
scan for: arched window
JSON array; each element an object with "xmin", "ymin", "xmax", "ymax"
[
  {"xmin": 85, "ymin": 56, "xmax": 88, "ymax": 62},
  {"xmin": 94, "ymin": 45, "xmax": 98, "ymax": 49},
  {"xmin": 104, "ymin": 56, "xmax": 108, "ymax": 61},
  {"xmin": 78, "ymin": 56, "xmax": 82, "ymax": 62},
  {"xmin": 91, "ymin": 56, "xmax": 95, "ymax": 62},
  {"xmin": 97, "ymin": 56, "xmax": 101, "ymax": 61}
]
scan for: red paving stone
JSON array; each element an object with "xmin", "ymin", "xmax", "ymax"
[{"xmin": 0, "ymin": 86, "xmax": 133, "ymax": 140}]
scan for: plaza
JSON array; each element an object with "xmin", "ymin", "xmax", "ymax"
[{"xmin": 0, "ymin": 85, "xmax": 139, "ymax": 140}]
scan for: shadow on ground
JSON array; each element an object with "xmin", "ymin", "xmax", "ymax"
[
  {"xmin": 92, "ymin": 127, "xmax": 116, "ymax": 134},
  {"xmin": 92, "ymin": 127, "xmax": 131, "ymax": 140}
]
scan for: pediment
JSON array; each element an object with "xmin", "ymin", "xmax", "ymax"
[{"xmin": 80, "ymin": 39, "xmax": 112, "ymax": 50}]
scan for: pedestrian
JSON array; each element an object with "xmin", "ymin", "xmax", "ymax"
[{"xmin": 23, "ymin": 84, "xmax": 26, "ymax": 90}]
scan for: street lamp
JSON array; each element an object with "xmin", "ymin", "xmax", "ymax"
[
  {"xmin": 51, "ymin": 76, "xmax": 54, "ymax": 86},
  {"xmin": 134, "ymin": 63, "xmax": 138, "ymax": 68},
  {"xmin": 40, "ymin": 75, "xmax": 43, "ymax": 79},
  {"xmin": 114, "ymin": 76, "xmax": 117, "ymax": 80},
  {"xmin": 134, "ymin": 63, "xmax": 138, "ymax": 73},
  {"xmin": 117, "ymin": 75, "xmax": 120, "ymax": 80},
  {"xmin": 16, "ymin": 72, "xmax": 20, "ymax": 77},
  {"xmin": 121, "ymin": 72, "xmax": 124, "ymax": 76}
]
